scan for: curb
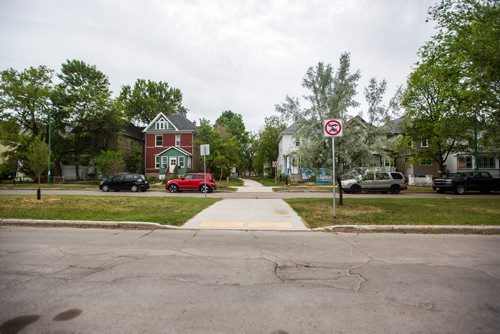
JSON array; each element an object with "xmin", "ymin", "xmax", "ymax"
[
  {"xmin": 0, "ymin": 219, "xmax": 182, "ymax": 230},
  {"xmin": 2, "ymin": 219, "xmax": 500, "ymax": 234},
  {"xmin": 314, "ymin": 225, "xmax": 500, "ymax": 234}
]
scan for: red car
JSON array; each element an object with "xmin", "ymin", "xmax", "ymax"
[{"xmin": 166, "ymin": 173, "xmax": 217, "ymax": 193}]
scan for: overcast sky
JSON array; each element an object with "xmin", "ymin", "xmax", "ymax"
[{"xmin": 0, "ymin": 0, "xmax": 438, "ymax": 132}]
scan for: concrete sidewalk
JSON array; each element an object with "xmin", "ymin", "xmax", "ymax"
[
  {"xmin": 183, "ymin": 199, "xmax": 308, "ymax": 230},
  {"xmin": 233, "ymin": 178, "xmax": 274, "ymax": 193}
]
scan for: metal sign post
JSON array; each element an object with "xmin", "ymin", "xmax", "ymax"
[
  {"xmin": 323, "ymin": 119, "xmax": 343, "ymax": 219},
  {"xmin": 200, "ymin": 144, "xmax": 210, "ymax": 198}
]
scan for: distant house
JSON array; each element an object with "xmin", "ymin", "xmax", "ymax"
[
  {"xmin": 143, "ymin": 112, "xmax": 199, "ymax": 179},
  {"xmin": 390, "ymin": 117, "xmax": 499, "ymax": 180},
  {"xmin": 277, "ymin": 123, "xmax": 302, "ymax": 181}
]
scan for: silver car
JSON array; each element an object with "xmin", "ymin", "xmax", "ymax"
[{"xmin": 342, "ymin": 171, "xmax": 408, "ymax": 194}]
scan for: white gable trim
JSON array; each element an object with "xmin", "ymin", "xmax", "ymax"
[
  {"xmin": 154, "ymin": 146, "xmax": 192, "ymax": 157},
  {"xmin": 143, "ymin": 112, "xmax": 179, "ymax": 132}
]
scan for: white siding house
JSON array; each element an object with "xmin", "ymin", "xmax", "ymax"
[{"xmin": 277, "ymin": 123, "xmax": 302, "ymax": 180}]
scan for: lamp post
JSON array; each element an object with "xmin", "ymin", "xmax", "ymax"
[{"xmin": 47, "ymin": 108, "xmax": 52, "ymax": 184}]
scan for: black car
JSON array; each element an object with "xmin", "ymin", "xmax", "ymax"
[{"xmin": 99, "ymin": 173, "xmax": 149, "ymax": 192}]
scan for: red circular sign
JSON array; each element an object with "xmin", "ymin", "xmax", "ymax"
[{"xmin": 324, "ymin": 120, "xmax": 342, "ymax": 136}]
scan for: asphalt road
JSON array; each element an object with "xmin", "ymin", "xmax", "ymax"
[
  {"xmin": 1, "ymin": 188, "xmax": 499, "ymax": 199},
  {"xmin": 1, "ymin": 227, "xmax": 499, "ymax": 333}
]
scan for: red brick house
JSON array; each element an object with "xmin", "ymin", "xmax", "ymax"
[{"xmin": 143, "ymin": 112, "xmax": 199, "ymax": 179}]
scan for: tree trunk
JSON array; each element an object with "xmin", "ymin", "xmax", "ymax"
[{"xmin": 337, "ymin": 176, "xmax": 343, "ymax": 206}]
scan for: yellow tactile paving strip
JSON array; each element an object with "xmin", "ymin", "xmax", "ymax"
[{"xmin": 198, "ymin": 221, "xmax": 293, "ymax": 229}]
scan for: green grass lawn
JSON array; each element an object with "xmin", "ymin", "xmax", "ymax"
[
  {"xmin": 0, "ymin": 182, "xmax": 98, "ymax": 190},
  {"xmin": 0, "ymin": 195, "xmax": 219, "ymax": 226},
  {"xmin": 285, "ymin": 198, "xmax": 500, "ymax": 228}
]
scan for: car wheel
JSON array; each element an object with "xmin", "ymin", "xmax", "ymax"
[
  {"xmin": 131, "ymin": 185, "xmax": 138, "ymax": 192},
  {"xmin": 454, "ymin": 185, "xmax": 466, "ymax": 195},
  {"xmin": 350, "ymin": 184, "xmax": 361, "ymax": 194},
  {"xmin": 390, "ymin": 185, "xmax": 401, "ymax": 194},
  {"xmin": 168, "ymin": 184, "xmax": 179, "ymax": 193},
  {"xmin": 102, "ymin": 185, "xmax": 110, "ymax": 192},
  {"xmin": 200, "ymin": 184, "xmax": 209, "ymax": 193}
]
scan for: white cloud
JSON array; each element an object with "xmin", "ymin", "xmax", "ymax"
[{"xmin": 0, "ymin": 0, "xmax": 437, "ymax": 131}]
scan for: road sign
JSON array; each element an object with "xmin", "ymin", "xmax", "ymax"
[
  {"xmin": 200, "ymin": 144, "xmax": 210, "ymax": 156},
  {"xmin": 272, "ymin": 161, "xmax": 278, "ymax": 168},
  {"xmin": 324, "ymin": 119, "xmax": 343, "ymax": 137}
]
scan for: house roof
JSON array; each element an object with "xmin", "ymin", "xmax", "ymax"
[
  {"xmin": 122, "ymin": 124, "xmax": 145, "ymax": 140},
  {"xmin": 168, "ymin": 113, "xmax": 197, "ymax": 131},
  {"xmin": 154, "ymin": 146, "xmax": 192, "ymax": 157},
  {"xmin": 144, "ymin": 112, "xmax": 197, "ymax": 132}
]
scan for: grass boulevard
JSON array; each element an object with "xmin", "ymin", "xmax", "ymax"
[{"xmin": 0, "ymin": 194, "xmax": 499, "ymax": 228}]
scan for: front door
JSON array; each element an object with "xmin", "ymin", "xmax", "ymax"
[{"xmin": 169, "ymin": 157, "xmax": 177, "ymax": 173}]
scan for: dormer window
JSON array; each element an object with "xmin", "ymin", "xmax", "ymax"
[{"xmin": 156, "ymin": 118, "xmax": 166, "ymax": 130}]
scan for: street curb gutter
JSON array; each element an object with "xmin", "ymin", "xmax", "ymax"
[
  {"xmin": 0, "ymin": 219, "xmax": 182, "ymax": 230},
  {"xmin": 314, "ymin": 225, "xmax": 500, "ymax": 234},
  {"xmin": 2, "ymin": 219, "xmax": 500, "ymax": 234}
]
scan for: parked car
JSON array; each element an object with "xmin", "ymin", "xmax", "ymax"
[
  {"xmin": 432, "ymin": 171, "xmax": 500, "ymax": 194},
  {"xmin": 166, "ymin": 173, "xmax": 217, "ymax": 193},
  {"xmin": 100, "ymin": 173, "xmax": 149, "ymax": 192},
  {"xmin": 342, "ymin": 171, "xmax": 408, "ymax": 194}
]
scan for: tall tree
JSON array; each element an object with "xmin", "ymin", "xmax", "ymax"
[
  {"xmin": 27, "ymin": 136, "xmax": 49, "ymax": 199},
  {"xmin": 195, "ymin": 119, "xmax": 240, "ymax": 179},
  {"xmin": 118, "ymin": 79, "xmax": 185, "ymax": 125},
  {"xmin": 0, "ymin": 66, "xmax": 54, "ymax": 138},
  {"xmin": 276, "ymin": 53, "xmax": 361, "ymax": 202},
  {"xmin": 253, "ymin": 116, "xmax": 286, "ymax": 177},
  {"xmin": 53, "ymin": 60, "xmax": 122, "ymax": 177},
  {"xmin": 405, "ymin": 0, "xmax": 500, "ymax": 167},
  {"xmin": 215, "ymin": 110, "xmax": 250, "ymax": 174},
  {"xmin": 424, "ymin": 0, "xmax": 499, "ymax": 113},
  {"xmin": 402, "ymin": 57, "xmax": 470, "ymax": 173}
]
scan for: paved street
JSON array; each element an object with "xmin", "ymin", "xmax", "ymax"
[
  {"xmin": 1, "ymin": 188, "xmax": 499, "ymax": 199},
  {"xmin": 1, "ymin": 227, "xmax": 499, "ymax": 333}
]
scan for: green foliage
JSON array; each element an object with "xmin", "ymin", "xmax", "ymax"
[
  {"xmin": 123, "ymin": 145, "xmax": 143, "ymax": 173},
  {"xmin": 253, "ymin": 116, "xmax": 286, "ymax": 176},
  {"xmin": 404, "ymin": 0, "xmax": 500, "ymax": 167},
  {"xmin": 93, "ymin": 150, "xmax": 125, "ymax": 178},
  {"xmin": 0, "ymin": 66, "xmax": 54, "ymax": 137},
  {"xmin": 118, "ymin": 79, "xmax": 186, "ymax": 125},
  {"xmin": 215, "ymin": 110, "xmax": 251, "ymax": 174},
  {"xmin": 195, "ymin": 118, "xmax": 241, "ymax": 179},
  {"xmin": 52, "ymin": 60, "xmax": 123, "ymax": 169},
  {"xmin": 27, "ymin": 136, "xmax": 49, "ymax": 186}
]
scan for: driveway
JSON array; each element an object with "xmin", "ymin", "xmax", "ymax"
[{"xmin": 184, "ymin": 179, "xmax": 307, "ymax": 230}]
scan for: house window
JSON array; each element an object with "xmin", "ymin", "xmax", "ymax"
[
  {"xmin": 408, "ymin": 140, "xmax": 414, "ymax": 148},
  {"xmin": 156, "ymin": 118, "xmax": 166, "ymax": 130},
  {"xmin": 161, "ymin": 156, "xmax": 169, "ymax": 167},
  {"xmin": 175, "ymin": 135, "xmax": 181, "ymax": 147},
  {"xmin": 295, "ymin": 139, "xmax": 300, "ymax": 147},
  {"xmin": 458, "ymin": 156, "xmax": 472, "ymax": 169},
  {"xmin": 178, "ymin": 156, "xmax": 185, "ymax": 168},
  {"xmin": 421, "ymin": 138, "xmax": 429, "ymax": 148},
  {"xmin": 155, "ymin": 135, "xmax": 163, "ymax": 147},
  {"xmin": 188, "ymin": 157, "xmax": 192, "ymax": 168},
  {"xmin": 477, "ymin": 156, "xmax": 495, "ymax": 169},
  {"xmin": 155, "ymin": 156, "xmax": 160, "ymax": 169}
]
